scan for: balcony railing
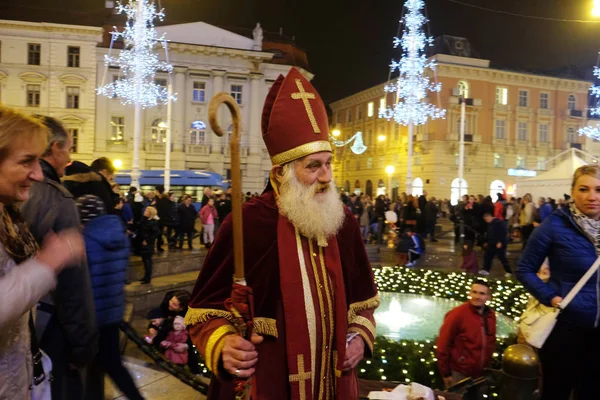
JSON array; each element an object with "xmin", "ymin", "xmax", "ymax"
[
  {"xmin": 567, "ymin": 109, "xmax": 583, "ymax": 118},
  {"xmin": 185, "ymin": 144, "xmax": 211, "ymax": 155}
]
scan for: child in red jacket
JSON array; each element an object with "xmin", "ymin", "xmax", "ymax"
[{"xmin": 160, "ymin": 316, "xmax": 189, "ymax": 366}]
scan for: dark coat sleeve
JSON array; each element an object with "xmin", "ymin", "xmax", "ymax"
[{"xmin": 21, "ymin": 180, "xmax": 98, "ymax": 367}]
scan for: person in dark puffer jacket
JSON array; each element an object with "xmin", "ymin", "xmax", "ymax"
[
  {"xmin": 516, "ymin": 165, "xmax": 600, "ymax": 400},
  {"xmin": 76, "ymin": 195, "xmax": 144, "ymax": 400}
]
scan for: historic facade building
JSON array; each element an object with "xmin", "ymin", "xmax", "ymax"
[
  {"xmin": 0, "ymin": 17, "xmax": 310, "ymax": 194},
  {"xmin": 329, "ymin": 36, "xmax": 593, "ymax": 203},
  {"xmin": 0, "ymin": 19, "xmax": 103, "ymax": 156}
]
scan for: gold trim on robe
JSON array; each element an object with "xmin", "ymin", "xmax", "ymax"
[
  {"xmin": 205, "ymin": 324, "xmax": 237, "ymax": 372},
  {"xmin": 253, "ymin": 317, "xmax": 279, "ymax": 338},
  {"xmin": 348, "ymin": 325, "xmax": 374, "ymax": 354},
  {"xmin": 347, "ymin": 294, "xmax": 380, "ymax": 325},
  {"xmin": 184, "ymin": 307, "xmax": 234, "ymax": 326}
]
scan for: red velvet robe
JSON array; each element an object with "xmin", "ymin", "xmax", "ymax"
[{"xmin": 185, "ymin": 191, "xmax": 379, "ymax": 400}]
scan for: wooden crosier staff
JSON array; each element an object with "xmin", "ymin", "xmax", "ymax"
[{"xmin": 208, "ymin": 92, "xmax": 254, "ymax": 399}]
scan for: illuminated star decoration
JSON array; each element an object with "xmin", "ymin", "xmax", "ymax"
[
  {"xmin": 330, "ymin": 131, "xmax": 368, "ymax": 155},
  {"xmin": 97, "ymin": 0, "xmax": 176, "ymax": 107},
  {"xmin": 379, "ymin": 0, "xmax": 445, "ymax": 125},
  {"xmin": 580, "ymin": 59, "xmax": 600, "ymax": 139}
]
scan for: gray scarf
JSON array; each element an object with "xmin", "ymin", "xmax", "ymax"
[{"xmin": 570, "ymin": 202, "xmax": 600, "ymax": 255}]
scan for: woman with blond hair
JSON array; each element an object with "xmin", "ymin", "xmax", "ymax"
[
  {"xmin": 516, "ymin": 165, "xmax": 600, "ymax": 399},
  {"xmin": 0, "ymin": 106, "xmax": 85, "ymax": 398}
]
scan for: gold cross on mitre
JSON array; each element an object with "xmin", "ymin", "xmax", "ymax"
[
  {"xmin": 289, "ymin": 354, "xmax": 312, "ymax": 400},
  {"xmin": 291, "ymin": 79, "xmax": 321, "ymax": 134}
]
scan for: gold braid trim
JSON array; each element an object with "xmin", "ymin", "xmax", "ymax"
[
  {"xmin": 184, "ymin": 307, "xmax": 234, "ymax": 327},
  {"xmin": 205, "ymin": 325, "xmax": 237, "ymax": 373},
  {"xmin": 253, "ymin": 317, "xmax": 278, "ymax": 338},
  {"xmin": 350, "ymin": 315, "xmax": 376, "ymax": 339},
  {"xmin": 347, "ymin": 294, "xmax": 380, "ymax": 325},
  {"xmin": 348, "ymin": 326, "xmax": 374, "ymax": 355}
]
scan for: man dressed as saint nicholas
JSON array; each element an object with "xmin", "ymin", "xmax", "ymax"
[{"xmin": 185, "ymin": 67, "xmax": 379, "ymax": 400}]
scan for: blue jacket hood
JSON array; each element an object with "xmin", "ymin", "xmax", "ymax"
[{"xmin": 83, "ymin": 215, "xmax": 128, "ymax": 250}]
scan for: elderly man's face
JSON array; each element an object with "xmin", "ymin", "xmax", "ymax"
[{"xmin": 292, "ymin": 151, "xmax": 333, "ymax": 189}]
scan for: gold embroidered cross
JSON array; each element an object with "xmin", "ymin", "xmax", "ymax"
[
  {"xmin": 289, "ymin": 354, "xmax": 312, "ymax": 400},
  {"xmin": 291, "ymin": 79, "xmax": 321, "ymax": 133}
]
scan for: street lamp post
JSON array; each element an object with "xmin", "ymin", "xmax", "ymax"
[{"xmin": 385, "ymin": 165, "xmax": 395, "ymax": 199}]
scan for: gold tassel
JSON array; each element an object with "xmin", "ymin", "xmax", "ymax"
[
  {"xmin": 253, "ymin": 317, "xmax": 278, "ymax": 338},
  {"xmin": 184, "ymin": 307, "xmax": 234, "ymax": 327},
  {"xmin": 347, "ymin": 294, "xmax": 381, "ymax": 325}
]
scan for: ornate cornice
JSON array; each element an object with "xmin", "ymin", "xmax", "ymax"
[
  {"xmin": 0, "ymin": 20, "xmax": 102, "ymax": 37},
  {"xmin": 437, "ymin": 64, "xmax": 591, "ymax": 93},
  {"xmin": 169, "ymin": 42, "xmax": 274, "ymax": 62},
  {"xmin": 19, "ymin": 71, "xmax": 47, "ymax": 83},
  {"xmin": 330, "ymin": 83, "xmax": 387, "ymax": 110},
  {"xmin": 59, "ymin": 73, "xmax": 87, "ymax": 85}
]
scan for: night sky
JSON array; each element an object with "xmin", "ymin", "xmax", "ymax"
[{"xmin": 4, "ymin": 0, "xmax": 600, "ymax": 104}]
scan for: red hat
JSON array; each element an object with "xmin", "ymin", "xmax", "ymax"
[{"xmin": 261, "ymin": 68, "xmax": 332, "ymax": 165}]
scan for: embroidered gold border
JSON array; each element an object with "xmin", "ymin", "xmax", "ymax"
[
  {"xmin": 318, "ymin": 245, "xmax": 335, "ymax": 399},
  {"xmin": 205, "ymin": 324, "xmax": 237, "ymax": 372},
  {"xmin": 350, "ymin": 315, "xmax": 376, "ymax": 339},
  {"xmin": 184, "ymin": 307, "xmax": 234, "ymax": 327},
  {"xmin": 348, "ymin": 326, "xmax": 374, "ymax": 354},
  {"xmin": 308, "ymin": 240, "xmax": 329, "ymax": 400},
  {"xmin": 295, "ymin": 228, "xmax": 316, "ymax": 397},
  {"xmin": 347, "ymin": 294, "xmax": 380, "ymax": 325},
  {"xmin": 271, "ymin": 140, "xmax": 332, "ymax": 166},
  {"xmin": 253, "ymin": 317, "xmax": 278, "ymax": 338}
]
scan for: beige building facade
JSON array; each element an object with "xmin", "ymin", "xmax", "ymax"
[{"xmin": 330, "ymin": 52, "xmax": 594, "ymax": 203}]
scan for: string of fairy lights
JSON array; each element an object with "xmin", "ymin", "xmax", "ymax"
[{"xmin": 355, "ymin": 266, "xmax": 529, "ymax": 390}]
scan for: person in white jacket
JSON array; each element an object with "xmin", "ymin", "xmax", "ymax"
[{"xmin": 0, "ymin": 106, "xmax": 84, "ymax": 399}]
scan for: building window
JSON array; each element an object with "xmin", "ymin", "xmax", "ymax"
[
  {"xmin": 366, "ymin": 157, "xmax": 373, "ymax": 169},
  {"xmin": 494, "ymin": 153, "xmax": 504, "ymax": 168},
  {"xmin": 450, "ymin": 178, "xmax": 468, "ymax": 206},
  {"xmin": 67, "ymin": 46, "xmax": 80, "ymax": 68},
  {"xmin": 456, "ymin": 116, "xmax": 468, "ymax": 134},
  {"xmin": 346, "ymin": 109, "xmax": 352, "ymax": 123},
  {"xmin": 516, "ymin": 155, "xmax": 525, "ymax": 169},
  {"xmin": 496, "ymin": 87, "xmax": 508, "ymax": 105},
  {"xmin": 414, "ymin": 155, "xmax": 422, "ymax": 166},
  {"xmin": 26, "ymin": 85, "xmax": 40, "ymax": 107},
  {"xmin": 190, "ymin": 121, "xmax": 206, "ymax": 144},
  {"xmin": 518, "ymin": 90, "xmax": 528, "ymax": 107},
  {"xmin": 457, "ymin": 80, "xmax": 469, "ymax": 98},
  {"xmin": 540, "ymin": 93, "xmax": 549, "ymax": 109},
  {"xmin": 357, "ymin": 105, "xmax": 362, "ymax": 120},
  {"xmin": 495, "ymin": 120, "xmax": 506, "ymax": 139},
  {"xmin": 518, "ymin": 122, "xmax": 528, "ymax": 141},
  {"xmin": 537, "ymin": 157, "xmax": 546, "ymax": 170},
  {"xmin": 356, "ymin": 160, "xmax": 361, "ymax": 170},
  {"xmin": 154, "ymin": 78, "xmax": 167, "ymax": 88},
  {"xmin": 28, "ymin": 43, "xmax": 41, "ymax": 65},
  {"xmin": 454, "ymin": 153, "xmax": 468, "ymax": 166},
  {"xmin": 567, "ymin": 126, "xmax": 576, "ymax": 143},
  {"xmin": 68, "ymin": 128, "xmax": 79, "ymax": 153},
  {"xmin": 66, "ymin": 86, "xmax": 80, "ymax": 109},
  {"xmin": 110, "ymin": 116, "xmax": 125, "ymax": 142},
  {"xmin": 490, "ymin": 180, "xmax": 506, "ymax": 199},
  {"xmin": 367, "ymin": 102, "xmax": 374, "ymax": 117},
  {"xmin": 230, "ymin": 85, "xmax": 243, "ymax": 104},
  {"xmin": 379, "ymin": 98, "xmax": 386, "ymax": 112},
  {"xmin": 151, "ymin": 119, "xmax": 166, "ymax": 143},
  {"xmin": 539, "ymin": 124, "xmax": 549, "ymax": 143},
  {"xmin": 192, "ymin": 82, "xmax": 205, "ymax": 103},
  {"xmin": 568, "ymin": 94, "xmax": 576, "ymax": 111}
]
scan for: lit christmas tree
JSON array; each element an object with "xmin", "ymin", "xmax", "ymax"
[
  {"xmin": 97, "ymin": 0, "xmax": 176, "ymax": 188},
  {"xmin": 579, "ymin": 56, "xmax": 600, "ymax": 139},
  {"xmin": 379, "ymin": 0, "xmax": 445, "ymax": 193}
]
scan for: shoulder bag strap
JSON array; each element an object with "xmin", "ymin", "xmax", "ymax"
[
  {"xmin": 559, "ymin": 256, "xmax": 600, "ymax": 309},
  {"xmin": 29, "ymin": 311, "xmax": 46, "ymax": 386}
]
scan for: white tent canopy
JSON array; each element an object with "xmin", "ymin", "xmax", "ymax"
[{"xmin": 516, "ymin": 148, "xmax": 590, "ymax": 200}]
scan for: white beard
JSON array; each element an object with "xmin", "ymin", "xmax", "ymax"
[{"xmin": 277, "ymin": 165, "xmax": 345, "ymax": 245}]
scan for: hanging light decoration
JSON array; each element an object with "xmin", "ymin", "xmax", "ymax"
[{"xmin": 330, "ymin": 131, "xmax": 368, "ymax": 155}]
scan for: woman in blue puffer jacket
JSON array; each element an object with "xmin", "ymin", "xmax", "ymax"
[
  {"xmin": 76, "ymin": 195, "xmax": 144, "ymax": 400},
  {"xmin": 516, "ymin": 165, "xmax": 600, "ymax": 400}
]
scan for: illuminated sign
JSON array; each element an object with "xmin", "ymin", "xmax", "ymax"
[{"xmin": 508, "ymin": 168, "xmax": 537, "ymax": 177}]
